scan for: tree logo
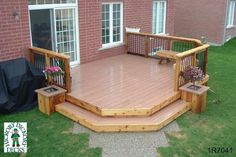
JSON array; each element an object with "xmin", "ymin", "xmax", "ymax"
[{"xmin": 4, "ymin": 122, "xmax": 27, "ymax": 153}]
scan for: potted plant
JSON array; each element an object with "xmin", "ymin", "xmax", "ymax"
[
  {"xmin": 43, "ymin": 66, "xmax": 64, "ymax": 88},
  {"xmin": 182, "ymin": 66, "xmax": 205, "ymax": 90}
]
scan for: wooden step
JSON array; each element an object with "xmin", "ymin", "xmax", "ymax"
[
  {"xmin": 55, "ymin": 99, "xmax": 191, "ymax": 132},
  {"xmin": 66, "ymin": 92, "xmax": 181, "ymax": 117}
]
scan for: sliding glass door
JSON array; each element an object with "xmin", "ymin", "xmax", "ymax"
[
  {"xmin": 28, "ymin": 1, "xmax": 79, "ymax": 64},
  {"xmin": 30, "ymin": 9, "xmax": 54, "ymax": 50}
]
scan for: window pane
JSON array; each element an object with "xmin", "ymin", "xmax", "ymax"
[
  {"xmin": 227, "ymin": 1, "xmax": 236, "ymax": 26},
  {"xmin": 37, "ymin": 0, "xmax": 44, "ymax": 4},
  {"xmin": 102, "ymin": 29, "xmax": 105, "ymax": 37},
  {"xmin": 112, "ymin": 3, "xmax": 121, "ymax": 42},
  {"xmin": 55, "ymin": 8, "xmax": 77, "ymax": 61},
  {"xmin": 70, "ymin": 42, "xmax": 74, "ymax": 51},
  {"xmin": 102, "ymin": 3, "xmax": 122, "ymax": 45},
  {"xmin": 106, "ymin": 36, "xmax": 110, "ymax": 43},
  {"xmin": 102, "ymin": 37, "xmax": 106, "ymax": 44},
  {"xmin": 102, "ymin": 4, "xmax": 110, "ymax": 44},
  {"xmin": 153, "ymin": 1, "xmax": 166, "ymax": 34},
  {"xmin": 45, "ymin": 0, "xmax": 53, "ymax": 4},
  {"xmin": 28, "ymin": 0, "xmax": 76, "ymax": 5},
  {"xmin": 28, "ymin": 0, "xmax": 36, "ymax": 5},
  {"xmin": 106, "ymin": 5, "xmax": 109, "ymax": 11},
  {"xmin": 117, "ymin": 35, "xmax": 120, "ymax": 41}
]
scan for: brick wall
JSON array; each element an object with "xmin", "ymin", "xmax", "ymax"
[
  {"xmin": 174, "ymin": 0, "xmax": 227, "ymax": 45},
  {"xmin": 78, "ymin": 0, "xmax": 175, "ymax": 63},
  {"xmin": 0, "ymin": 0, "xmax": 31, "ymax": 62},
  {"xmin": 0, "ymin": 0, "xmax": 174, "ymax": 63}
]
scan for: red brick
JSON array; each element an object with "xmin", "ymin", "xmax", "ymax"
[
  {"xmin": 0, "ymin": 0, "xmax": 30, "ymax": 62},
  {"xmin": 174, "ymin": 0, "xmax": 236, "ymax": 45}
]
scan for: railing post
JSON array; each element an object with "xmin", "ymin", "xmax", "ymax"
[
  {"xmin": 204, "ymin": 48, "xmax": 208, "ymax": 74},
  {"xmin": 45, "ymin": 54, "xmax": 52, "ymax": 84},
  {"xmin": 174, "ymin": 57, "xmax": 181, "ymax": 91},
  {"xmin": 29, "ymin": 49, "xmax": 35, "ymax": 65},
  {"xmin": 144, "ymin": 35, "xmax": 149, "ymax": 57},
  {"xmin": 125, "ymin": 32, "xmax": 129, "ymax": 54},
  {"xmin": 192, "ymin": 53, "xmax": 197, "ymax": 67},
  {"xmin": 65, "ymin": 58, "xmax": 71, "ymax": 93}
]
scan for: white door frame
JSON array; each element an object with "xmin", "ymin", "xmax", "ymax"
[{"xmin": 28, "ymin": 2, "xmax": 80, "ymax": 65}]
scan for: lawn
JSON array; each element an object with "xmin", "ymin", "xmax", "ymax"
[
  {"xmin": 0, "ymin": 110, "xmax": 102, "ymax": 157},
  {"xmin": 1, "ymin": 39, "xmax": 236, "ymax": 157},
  {"xmin": 158, "ymin": 38, "xmax": 236, "ymax": 157}
]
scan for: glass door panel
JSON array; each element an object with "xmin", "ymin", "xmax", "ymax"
[
  {"xmin": 54, "ymin": 8, "xmax": 77, "ymax": 62},
  {"xmin": 30, "ymin": 9, "xmax": 53, "ymax": 50}
]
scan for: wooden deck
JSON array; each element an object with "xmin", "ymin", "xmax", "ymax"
[
  {"xmin": 67, "ymin": 54, "xmax": 180, "ymax": 116},
  {"xmin": 30, "ymin": 32, "xmax": 210, "ymax": 132}
]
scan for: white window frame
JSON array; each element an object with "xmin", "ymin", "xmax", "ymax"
[
  {"xmin": 227, "ymin": 0, "xmax": 236, "ymax": 28},
  {"xmin": 101, "ymin": 2, "xmax": 123, "ymax": 49},
  {"xmin": 152, "ymin": 0, "xmax": 167, "ymax": 35},
  {"xmin": 28, "ymin": 1, "xmax": 80, "ymax": 65}
]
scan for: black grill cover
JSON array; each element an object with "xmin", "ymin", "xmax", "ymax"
[{"xmin": 0, "ymin": 58, "xmax": 45, "ymax": 114}]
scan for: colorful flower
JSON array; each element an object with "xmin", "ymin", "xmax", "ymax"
[
  {"xmin": 182, "ymin": 66, "xmax": 204, "ymax": 82},
  {"xmin": 44, "ymin": 66, "xmax": 64, "ymax": 75}
]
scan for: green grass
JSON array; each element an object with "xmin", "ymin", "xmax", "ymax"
[
  {"xmin": 158, "ymin": 38, "xmax": 236, "ymax": 157},
  {"xmin": 0, "ymin": 109, "xmax": 102, "ymax": 157}
]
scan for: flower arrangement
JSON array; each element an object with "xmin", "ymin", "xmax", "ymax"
[
  {"xmin": 182, "ymin": 66, "xmax": 205, "ymax": 86},
  {"xmin": 44, "ymin": 66, "xmax": 64, "ymax": 76}
]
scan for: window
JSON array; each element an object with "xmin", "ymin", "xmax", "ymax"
[
  {"xmin": 102, "ymin": 3, "xmax": 123, "ymax": 47},
  {"xmin": 152, "ymin": 0, "xmax": 167, "ymax": 34},
  {"xmin": 28, "ymin": 0, "xmax": 76, "ymax": 5},
  {"xmin": 227, "ymin": 0, "xmax": 236, "ymax": 27}
]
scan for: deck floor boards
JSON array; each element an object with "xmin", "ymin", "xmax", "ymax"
[{"xmin": 69, "ymin": 54, "xmax": 175, "ymax": 110}]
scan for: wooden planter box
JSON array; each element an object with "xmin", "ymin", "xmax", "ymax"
[
  {"xmin": 35, "ymin": 85, "xmax": 66, "ymax": 116},
  {"xmin": 180, "ymin": 83, "xmax": 209, "ymax": 113}
]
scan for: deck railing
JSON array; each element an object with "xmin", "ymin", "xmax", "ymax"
[
  {"xmin": 29, "ymin": 47, "xmax": 71, "ymax": 93},
  {"xmin": 126, "ymin": 32, "xmax": 200, "ymax": 57},
  {"xmin": 174, "ymin": 44, "xmax": 209, "ymax": 91},
  {"xmin": 126, "ymin": 32, "xmax": 209, "ymax": 91}
]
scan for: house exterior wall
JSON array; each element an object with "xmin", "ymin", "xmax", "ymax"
[
  {"xmin": 0, "ymin": 0, "xmax": 31, "ymax": 62},
  {"xmin": 174, "ymin": 0, "xmax": 227, "ymax": 45},
  {"xmin": 79, "ymin": 0, "xmax": 175, "ymax": 63},
  {"xmin": 0, "ymin": 0, "xmax": 174, "ymax": 63}
]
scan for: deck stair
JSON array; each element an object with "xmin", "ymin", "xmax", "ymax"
[
  {"xmin": 56, "ymin": 98, "xmax": 191, "ymax": 132},
  {"xmin": 65, "ymin": 92, "xmax": 181, "ymax": 117}
]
